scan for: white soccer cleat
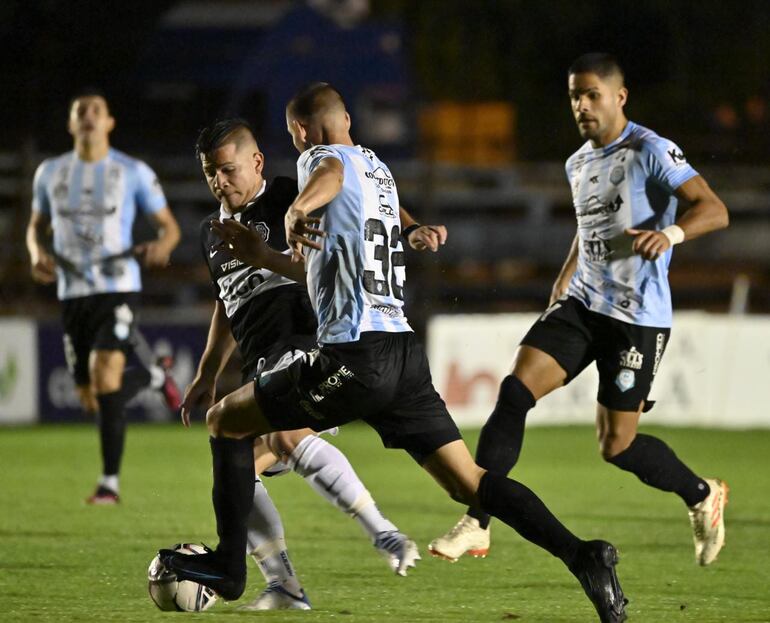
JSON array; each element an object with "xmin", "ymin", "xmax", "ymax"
[
  {"xmin": 428, "ymin": 514, "xmax": 490, "ymax": 562},
  {"xmin": 688, "ymin": 478, "xmax": 729, "ymax": 566},
  {"xmin": 374, "ymin": 530, "xmax": 421, "ymax": 576},
  {"xmin": 237, "ymin": 583, "xmax": 311, "ymax": 611}
]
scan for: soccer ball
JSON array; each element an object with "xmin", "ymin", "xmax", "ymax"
[{"xmin": 148, "ymin": 543, "xmax": 218, "ymax": 612}]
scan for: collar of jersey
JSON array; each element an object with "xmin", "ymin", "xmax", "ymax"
[
  {"xmin": 590, "ymin": 121, "xmax": 636, "ymax": 154},
  {"xmin": 219, "ymin": 179, "xmax": 267, "ymax": 221}
]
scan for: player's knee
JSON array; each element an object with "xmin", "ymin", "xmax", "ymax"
[
  {"xmin": 205, "ymin": 400, "xmax": 227, "ymax": 437},
  {"xmin": 598, "ymin": 430, "xmax": 635, "ymax": 460},
  {"xmin": 266, "ymin": 430, "xmax": 303, "ymax": 458}
]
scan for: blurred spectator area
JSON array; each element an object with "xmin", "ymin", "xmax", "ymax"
[{"xmin": 2, "ymin": 149, "xmax": 768, "ymax": 330}]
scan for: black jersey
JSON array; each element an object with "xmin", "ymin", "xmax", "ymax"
[{"xmin": 200, "ymin": 177, "xmax": 317, "ymax": 372}]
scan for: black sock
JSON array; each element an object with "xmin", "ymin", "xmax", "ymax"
[
  {"xmin": 120, "ymin": 366, "xmax": 152, "ymax": 403},
  {"xmin": 478, "ymin": 471, "xmax": 581, "ymax": 566},
  {"xmin": 468, "ymin": 375, "xmax": 536, "ymax": 528},
  {"xmin": 96, "ymin": 391, "xmax": 126, "ymax": 478},
  {"xmin": 210, "ymin": 436, "xmax": 256, "ymax": 580},
  {"xmin": 607, "ymin": 433, "xmax": 710, "ymax": 506}
]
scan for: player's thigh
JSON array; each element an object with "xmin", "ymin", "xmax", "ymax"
[
  {"xmin": 595, "ymin": 403, "xmax": 642, "ymax": 458},
  {"xmin": 510, "ymin": 345, "xmax": 568, "ymax": 399},
  {"xmin": 207, "ymin": 381, "xmax": 275, "ymax": 439},
  {"xmin": 421, "ymin": 439, "xmax": 486, "ymax": 506},
  {"xmin": 89, "ymin": 349, "xmax": 126, "ymax": 393}
]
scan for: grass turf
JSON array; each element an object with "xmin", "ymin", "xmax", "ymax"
[{"xmin": 0, "ymin": 423, "xmax": 768, "ymax": 622}]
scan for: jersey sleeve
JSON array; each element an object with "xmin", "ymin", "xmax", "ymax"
[
  {"xmin": 296, "ymin": 146, "xmax": 343, "ymax": 190},
  {"xmin": 31, "ymin": 160, "xmax": 52, "ymax": 215},
  {"xmin": 645, "ymin": 135, "xmax": 699, "ymax": 193},
  {"xmin": 134, "ymin": 160, "xmax": 168, "ymax": 215}
]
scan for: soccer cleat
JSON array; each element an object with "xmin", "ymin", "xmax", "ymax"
[
  {"xmin": 374, "ymin": 530, "xmax": 421, "ymax": 576},
  {"xmin": 689, "ymin": 478, "xmax": 729, "ymax": 566},
  {"xmin": 158, "ymin": 549, "xmax": 245, "ymax": 601},
  {"xmin": 428, "ymin": 514, "xmax": 490, "ymax": 562},
  {"xmin": 85, "ymin": 485, "xmax": 120, "ymax": 505},
  {"xmin": 237, "ymin": 582, "xmax": 312, "ymax": 611},
  {"xmin": 156, "ymin": 356, "xmax": 182, "ymax": 412},
  {"xmin": 568, "ymin": 540, "xmax": 628, "ymax": 623}
]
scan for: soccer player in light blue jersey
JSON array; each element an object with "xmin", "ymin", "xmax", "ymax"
[
  {"xmin": 430, "ymin": 54, "xmax": 731, "ymax": 571},
  {"xmin": 161, "ymin": 83, "xmax": 628, "ymax": 623},
  {"xmin": 26, "ymin": 90, "xmax": 182, "ymax": 504}
]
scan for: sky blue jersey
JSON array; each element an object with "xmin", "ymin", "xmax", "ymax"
[
  {"xmin": 296, "ymin": 144, "xmax": 412, "ymax": 344},
  {"xmin": 565, "ymin": 121, "xmax": 698, "ymax": 327},
  {"xmin": 31, "ymin": 148, "xmax": 167, "ymax": 300}
]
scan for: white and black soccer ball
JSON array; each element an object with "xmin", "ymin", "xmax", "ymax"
[{"xmin": 148, "ymin": 543, "xmax": 218, "ymax": 612}]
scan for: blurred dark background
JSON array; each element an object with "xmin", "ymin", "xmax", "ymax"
[{"xmin": 2, "ymin": 0, "xmax": 769, "ymax": 333}]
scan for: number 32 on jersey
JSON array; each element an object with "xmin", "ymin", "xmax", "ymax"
[{"xmin": 363, "ymin": 217, "xmax": 405, "ymax": 300}]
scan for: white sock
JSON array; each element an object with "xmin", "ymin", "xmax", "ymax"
[
  {"xmin": 247, "ymin": 477, "xmax": 302, "ymax": 593},
  {"xmin": 288, "ymin": 435, "xmax": 398, "ymax": 541},
  {"xmin": 99, "ymin": 474, "xmax": 119, "ymax": 493}
]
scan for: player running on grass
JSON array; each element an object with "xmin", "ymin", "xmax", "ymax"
[
  {"xmin": 27, "ymin": 89, "xmax": 182, "ymax": 505},
  {"xmin": 183, "ymin": 118, "xmax": 445, "ymax": 609},
  {"xmin": 430, "ymin": 53, "xmax": 730, "ymax": 568},
  {"xmin": 160, "ymin": 83, "xmax": 628, "ymax": 623}
]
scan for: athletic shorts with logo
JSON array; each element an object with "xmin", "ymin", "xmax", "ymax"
[
  {"xmin": 521, "ymin": 296, "xmax": 670, "ymax": 412},
  {"xmin": 61, "ymin": 292, "xmax": 140, "ymax": 386},
  {"xmin": 254, "ymin": 331, "xmax": 462, "ymax": 464}
]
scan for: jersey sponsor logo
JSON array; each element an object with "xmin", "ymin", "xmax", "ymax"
[
  {"xmin": 218, "ymin": 267, "xmax": 266, "ymax": 306},
  {"xmin": 378, "ymin": 194, "xmax": 395, "ymax": 217},
  {"xmin": 668, "ymin": 148, "xmax": 687, "ymax": 164},
  {"xmin": 582, "ymin": 232, "xmax": 612, "ymax": 262},
  {"xmin": 615, "ymin": 369, "xmax": 635, "ymax": 392},
  {"xmin": 652, "ymin": 333, "xmax": 666, "ymax": 376},
  {"xmin": 308, "ymin": 365, "xmax": 355, "ymax": 403},
  {"xmin": 610, "ymin": 165, "xmax": 625, "ymax": 185},
  {"xmin": 576, "ymin": 195, "xmax": 623, "ymax": 219},
  {"xmin": 370, "ymin": 303, "xmax": 402, "ymax": 317},
  {"xmin": 220, "ymin": 258, "xmax": 243, "ymax": 272},
  {"xmin": 619, "ymin": 346, "xmax": 644, "ymax": 370},
  {"xmin": 589, "ymin": 175, "xmax": 599, "ymax": 184},
  {"xmin": 365, "ymin": 166, "xmax": 395, "ymax": 191}
]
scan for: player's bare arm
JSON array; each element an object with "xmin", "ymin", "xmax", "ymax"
[
  {"xmin": 26, "ymin": 211, "xmax": 56, "ymax": 284},
  {"xmin": 550, "ymin": 233, "xmax": 579, "ymax": 305},
  {"xmin": 399, "ymin": 206, "xmax": 447, "ymax": 252},
  {"xmin": 285, "ymin": 156, "xmax": 341, "ymax": 260},
  {"xmin": 181, "ymin": 300, "xmax": 238, "ymax": 427},
  {"xmin": 626, "ymin": 175, "xmax": 728, "ymax": 260},
  {"xmin": 136, "ymin": 206, "xmax": 181, "ymax": 268},
  {"xmin": 210, "ymin": 217, "xmax": 306, "ymax": 283}
]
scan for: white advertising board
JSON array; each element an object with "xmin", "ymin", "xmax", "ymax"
[
  {"xmin": 428, "ymin": 312, "xmax": 770, "ymax": 429},
  {"xmin": 0, "ymin": 319, "xmax": 39, "ymax": 424}
]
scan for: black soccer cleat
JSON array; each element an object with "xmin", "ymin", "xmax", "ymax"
[
  {"xmin": 158, "ymin": 549, "xmax": 246, "ymax": 601},
  {"xmin": 569, "ymin": 540, "xmax": 628, "ymax": 623}
]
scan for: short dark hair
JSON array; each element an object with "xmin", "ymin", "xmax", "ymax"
[
  {"xmin": 68, "ymin": 87, "xmax": 109, "ymax": 112},
  {"xmin": 195, "ymin": 118, "xmax": 255, "ymax": 161},
  {"xmin": 568, "ymin": 53, "xmax": 624, "ymax": 82},
  {"xmin": 287, "ymin": 82, "xmax": 345, "ymax": 120}
]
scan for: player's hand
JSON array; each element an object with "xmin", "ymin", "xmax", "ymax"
[
  {"xmin": 211, "ymin": 218, "xmax": 268, "ymax": 268},
  {"xmin": 135, "ymin": 240, "xmax": 173, "ymax": 268},
  {"xmin": 408, "ymin": 225, "xmax": 447, "ymax": 252},
  {"xmin": 625, "ymin": 228, "xmax": 671, "ymax": 261},
  {"xmin": 30, "ymin": 250, "xmax": 56, "ymax": 284},
  {"xmin": 285, "ymin": 205, "xmax": 325, "ymax": 262},
  {"xmin": 180, "ymin": 376, "xmax": 217, "ymax": 428}
]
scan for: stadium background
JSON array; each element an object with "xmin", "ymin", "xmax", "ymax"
[{"xmin": 0, "ymin": 2, "xmax": 769, "ymax": 621}]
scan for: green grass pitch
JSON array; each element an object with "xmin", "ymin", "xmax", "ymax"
[{"xmin": 1, "ymin": 423, "xmax": 768, "ymax": 622}]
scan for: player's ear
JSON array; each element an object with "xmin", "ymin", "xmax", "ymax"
[
  {"xmin": 344, "ymin": 112, "xmax": 351, "ymax": 131},
  {"xmin": 253, "ymin": 149, "xmax": 265, "ymax": 175},
  {"xmin": 106, "ymin": 114, "xmax": 116, "ymax": 134},
  {"xmin": 617, "ymin": 87, "xmax": 628, "ymax": 108}
]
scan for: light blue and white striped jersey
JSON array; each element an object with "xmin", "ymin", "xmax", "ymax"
[
  {"xmin": 296, "ymin": 144, "xmax": 412, "ymax": 344},
  {"xmin": 32, "ymin": 148, "xmax": 167, "ymax": 300},
  {"xmin": 565, "ymin": 121, "xmax": 698, "ymax": 327}
]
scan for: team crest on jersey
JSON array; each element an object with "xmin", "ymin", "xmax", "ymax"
[
  {"xmin": 615, "ymin": 369, "xmax": 635, "ymax": 392},
  {"xmin": 610, "ymin": 166, "xmax": 625, "ymax": 185},
  {"xmin": 251, "ymin": 221, "xmax": 269, "ymax": 241},
  {"xmin": 619, "ymin": 346, "xmax": 644, "ymax": 370}
]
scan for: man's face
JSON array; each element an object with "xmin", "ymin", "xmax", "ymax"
[
  {"xmin": 200, "ymin": 142, "xmax": 264, "ymax": 213},
  {"xmin": 68, "ymin": 96, "xmax": 114, "ymax": 143},
  {"xmin": 568, "ymin": 72, "xmax": 627, "ymax": 146}
]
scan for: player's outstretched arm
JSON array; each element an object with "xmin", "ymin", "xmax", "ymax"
[
  {"xmin": 211, "ymin": 218, "xmax": 306, "ymax": 283},
  {"xmin": 136, "ymin": 206, "xmax": 182, "ymax": 268},
  {"xmin": 626, "ymin": 175, "xmax": 728, "ymax": 260},
  {"xmin": 550, "ymin": 233, "xmax": 579, "ymax": 305},
  {"xmin": 285, "ymin": 157, "xmax": 342, "ymax": 261},
  {"xmin": 181, "ymin": 301, "xmax": 237, "ymax": 427},
  {"xmin": 399, "ymin": 206, "xmax": 447, "ymax": 252},
  {"xmin": 26, "ymin": 211, "xmax": 56, "ymax": 284}
]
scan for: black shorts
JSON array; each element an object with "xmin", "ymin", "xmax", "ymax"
[
  {"xmin": 61, "ymin": 292, "xmax": 140, "ymax": 386},
  {"xmin": 254, "ymin": 331, "xmax": 462, "ymax": 464},
  {"xmin": 521, "ymin": 296, "xmax": 670, "ymax": 412}
]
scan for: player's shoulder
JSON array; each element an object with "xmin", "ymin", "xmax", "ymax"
[
  {"xmin": 35, "ymin": 151, "xmax": 73, "ymax": 176},
  {"xmin": 264, "ymin": 176, "xmax": 298, "ymax": 203},
  {"xmin": 565, "ymin": 142, "xmax": 592, "ymax": 174},
  {"xmin": 298, "ymin": 144, "xmax": 343, "ymax": 166},
  {"xmin": 200, "ymin": 208, "xmax": 219, "ymax": 235},
  {"xmin": 626, "ymin": 121, "xmax": 692, "ymax": 170},
  {"xmin": 109, "ymin": 148, "xmax": 157, "ymax": 175}
]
